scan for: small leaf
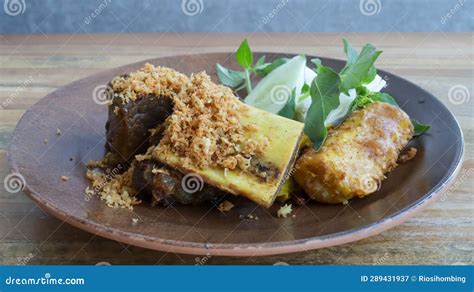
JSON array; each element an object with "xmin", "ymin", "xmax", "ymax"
[
  {"xmin": 411, "ymin": 118, "xmax": 431, "ymax": 136},
  {"xmin": 340, "ymin": 43, "xmax": 382, "ymax": 92},
  {"xmin": 254, "ymin": 58, "xmax": 288, "ymax": 76},
  {"xmin": 342, "ymin": 38, "xmax": 358, "ymax": 68},
  {"xmin": 236, "ymin": 39, "xmax": 253, "ymax": 70},
  {"xmin": 255, "ymin": 55, "xmax": 266, "ymax": 67},
  {"xmin": 310, "ymin": 58, "xmax": 321, "ymax": 67},
  {"xmin": 371, "ymin": 92, "xmax": 398, "ymax": 107},
  {"xmin": 304, "ymin": 65, "xmax": 341, "ymax": 150},
  {"xmin": 301, "ymin": 83, "xmax": 310, "ymax": 94},
  {"xmin": 363, "ymin": 65, "xmax": 377, "ymax": 84},
  {"xmin": 278, "ymin": 88, "xmax": 297, "ymax": 119},
  {"xmin": 216, "ymin": 63, "xmax": 245, "ymax": 88}
]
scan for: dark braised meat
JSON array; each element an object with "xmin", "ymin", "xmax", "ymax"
[
  {"xmin": 105, "ymin": 89, "xmax": 172, "ymax": 165},
  {"xmin": 132, "ymin": 159, "xmax": 226, "ymax": 206}
]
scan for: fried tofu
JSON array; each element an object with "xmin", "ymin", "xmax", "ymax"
[{"xmin": 294, "ymin": 102, "xmax": 414, "ymax": 204}]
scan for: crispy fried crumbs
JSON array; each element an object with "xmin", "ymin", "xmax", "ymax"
[
  {"xmin": 110, "ymin": 63, "xmax": 189, "ymax": 104},
  {"xmin": 60, "ymin": 176, "xmax": 69, "ymax": 181},
  {"xmin": 217, "ymin": 200, "xmax": 234, "ymax": 212},
  {"xmin": 398, "ymin": 147, "xmax": 417, "ymax": 163},
  {"xmin": 277, "ymin": 204, "xmax": 293, "ymax": 218},
  {"xmin": 85, "ymin": 162, "xmax": 140, "ymax": 210},
  {"xmin": 155, "ymin": 72, "xmax": 269, "ymax": 171},
  {"xmin": 131, "ymin": 218, "xmax": 139, "ymax": 225}
]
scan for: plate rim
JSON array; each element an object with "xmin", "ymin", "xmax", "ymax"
[{"xmin": 8, "ymin": 53, "xmax": 465, "ymax": 256}]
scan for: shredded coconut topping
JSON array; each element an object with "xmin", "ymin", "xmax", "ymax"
[
  {"xmin": 155, "ymin": 71, "xmax": 268, "ymax": 170},
  {"xmin": 110, "ymin": 63, "xmax": 189, "ymax": 104}
]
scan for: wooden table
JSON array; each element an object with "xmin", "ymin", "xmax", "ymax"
[{"xmin": 0, "ymin": 33, "xmax": 472, "ymax": 265}]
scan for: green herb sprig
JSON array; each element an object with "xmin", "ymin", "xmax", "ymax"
[{"xmin": 216, "ymin": 39, "xmax": 288, "ymax": 95}]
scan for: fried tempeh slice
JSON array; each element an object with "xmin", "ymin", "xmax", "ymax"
[{"xmin": 294, "ymin": 102, "xmax": 414, "ymax": 204}]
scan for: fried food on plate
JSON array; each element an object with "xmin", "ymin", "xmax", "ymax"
[
  {"xmin": 294, "ymin": 102, "xmax": 414, "ymax": 204},
  {"xmin": 153, "ymin": 72, "xmax": 304, "ymax": 208},
  {"xmin": 105, "ymin": 64, "xmax": 188, "ymax": 164}
]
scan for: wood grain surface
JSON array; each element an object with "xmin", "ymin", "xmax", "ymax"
[{"xmin": 0, "ymin": 33, "xmax": 472, "ymax": 265}]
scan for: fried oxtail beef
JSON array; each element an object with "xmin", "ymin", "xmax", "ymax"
[
  {"xmin": 132, "ymin": 158, "xmax": 226, "ymax": 206},
  {"xmin": 102, "ymin": 64, "xmax": 223, "ymax": 206},
  {"xmin": 104, "ymin": 64, "xmax": 188, "ymax": 165}
]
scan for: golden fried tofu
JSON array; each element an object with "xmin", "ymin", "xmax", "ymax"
[{"xmin": 294, "ymin": 102, "xmax": 414, "ymax": 204}]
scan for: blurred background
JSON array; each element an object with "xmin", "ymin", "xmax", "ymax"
[{"xmin": 1, "ymin": 0, "xmax": 472, "ymax": 34}]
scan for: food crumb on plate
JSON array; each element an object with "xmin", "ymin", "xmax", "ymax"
[
  {"xmin": 217, "ymin": 200, "xmax": 234, "ymax": 212},
  {"xmin": 398, "ymin": 147, "xmax": 417, "ymax": 163},
  {"xmin": 61, "ymin": 175, "xmax": 69, "ymax": 181},
  {"xmin": 56, "ymin": 128, "xmax": 62, "ymax": 136},
  {"xmin": 85, "ymin": 161, "xmax": 141, "ymax": 210},
  {"xmin": 239, "ymin": 213, "xmax": 259, "ymax": 220},
  {"xmin": 43, "ymin": 139, "xmax": 48, "ymax": 144},
  {"xmin": 277, "ymin": 204, "xmax": 293, "ymax": 218},
  {"xmin": 247, "ymin": 214, "xmax": 259, "ymax": 220}
]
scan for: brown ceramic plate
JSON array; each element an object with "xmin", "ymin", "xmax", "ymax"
[{"xmin": 8, "ymin": 53, "xmax": 464, "ymax": 256}]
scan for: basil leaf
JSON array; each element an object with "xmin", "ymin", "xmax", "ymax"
[
  {"xmin": 255, "ymin": 55, "xmax": 266, "ymax": 67},
  {"xmin": 371, "ymin": 92, "xmax": 398, "ymax": 107},
  {"xmin": 236, "ymin": 39, "xmax": 253, "ymax": 70},
  {"xmin": 311, "ymin": 58, "xmax": 321, "ymax": 66},
  {"xmin": 301, "ymin": 83, "xmax": 310, "ymax": 95},
  {"xmin": 254, "ymin": 58, "xmax": 288, "ymax": 77},
  {"xmin": 363, "ymin": 65, "xmax": 377, "ymax": 84},
  {"xmin": 340, "ymin": 43, "xmax": 382, "ymax": 92},
  {"xmin": 341, "ymin": 39, "xmax": 378, "ymax": 85},
  {"xmin": 278, "ymin": 88, "xmax": 297, "ymax": 119},
  {"xmin": 304, "ymin": 65, "xmax": 341, "ymax": 150},
  {"xmin": 411, "ymin": 118, "xmax": 431, "ymax": 136},
  {"xmin": 342, "ymin": 38, "xmax": 358, "ymax": 68},
  {"xmin": 216, "ymin": 63, "xmax": 245, "ymax": 88}
]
